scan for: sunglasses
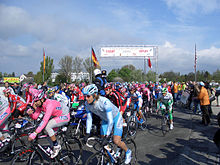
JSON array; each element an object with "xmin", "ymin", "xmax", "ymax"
[{"xmin": 85, "ymin": 95, "xmax": 92, "ymax": 98}]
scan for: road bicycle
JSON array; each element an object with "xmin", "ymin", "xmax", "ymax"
[
  {"xmin": 85, "ymin": 136, "xmax": 137, "ymax": 165},
  {"xmin": 11, "ymin": 124, "xmax": 82, "ymax": 165}
]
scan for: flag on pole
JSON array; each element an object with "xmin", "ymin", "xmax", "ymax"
[
  {"xmin": 194, "ymin": 44, "xmax": 197, "ymax": 71},
  {"xmin": 91, "ymin": 47, "xmax": 100, "ymax": 68},
  {"xmin": 43, "ymin": 48, "xmax": 46, "ymax": 73},
  {"xmin": 148, "ymin": 57, "xmax": 152, "ymax": 68}
]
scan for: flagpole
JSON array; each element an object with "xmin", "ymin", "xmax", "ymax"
[
  {"xmin": 43, "ymin": 48, "xmax": 44, "ymax": 82},
  {"xmin": 90, "ymin": 47, "xmax": 92, "ymax": 83},
  {"xmin": 194, "ymin": 44, "xmax": 197, "ymax": 82}
]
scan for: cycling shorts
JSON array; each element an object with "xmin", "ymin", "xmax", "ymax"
[{"xmin": 101, "ymin": 112, "xmax": 123, "ymax": 136}]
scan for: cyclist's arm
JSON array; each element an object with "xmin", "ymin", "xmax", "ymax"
[
  {"xmin": 86, "ymin": 111, "xmax": 92, "ymax": 134},
  {"xmin": 105, "ymin": 110, "xmax": 114, "ymax": 136},
  {"xmin": 138, "ymin": 96, "xmax": 143, "ymax": 109},
  {"xmin": 35, "ymin": 107, "xmax": 53, "ymax": 133},
  {"xmin": 11, "ymin": 96, "xmax": 16, "ymax": 113},
  {"xmin": 30, "ymin": 107, "xmax": 41, "ymax": 120},
  {"xmin": 26, "ymin": 93, "xmax": 31, "ymax": 105},
  {"xmin": 104, "ymin": 100, "xmax": 114, "ymax": 136}
]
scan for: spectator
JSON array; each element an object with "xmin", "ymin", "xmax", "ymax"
[
  {"xmin": 93, "ymin": 69, "xmax": 107, "ymax": 96},
  {"xmin": 173, "ymin": 81, "xmax": 178, "ymax": 103},
  {"xmin": 4, "ymin": 82, "xmax": 15, "ymax": 94},
  {"xmin": 215, "ymin": 85, "xmax": 220, "ymax": 107},
  {"xmin": 192, "ymin": 83, "xmax": 201, "ymax": 114},
  {"xmin": 198, "ymin": 81, "xmax": 210, "ymax": 126},
  {"xmin": 12, "ymin": 83, "xmax": 22, "ymax": 96}
]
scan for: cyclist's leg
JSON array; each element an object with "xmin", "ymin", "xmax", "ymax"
[
  {"xmin": 113, "ymin": 113, "xmax": 132, "ymax": 164},
  {"xmin": 168, "ymin": 106, "xmax": 174, "ymax": 129},
  {"xmin": 45, "ymin": 114, "xmax": 70, "ymax": 158}
]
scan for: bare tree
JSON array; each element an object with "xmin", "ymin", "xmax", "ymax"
[
  {"xmin": 58, "ymin": 55, "xmax": 73, "ymax": 82},
  {"xmin": 83, "ymin": 57, "xmax": 95, "ymax": 82},
  {"xmin": 73, "ymin": 56, "xmax": 83, "ymax": 80}
]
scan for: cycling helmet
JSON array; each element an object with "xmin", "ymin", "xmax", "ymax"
[
  {"xmin": 33, "ymin": 90, "xmax": 46, "ymax": 102},
  {"xmin": 47, "ymin": 88, "xmax": 55, "ymax": 93},
  {"xmin": 54, "ymin": 86, "xmax": 60, "ymax": 92},
  {"xmin": 3, "ymin": 88, "xmax": 10, "ymax": 94},
  {"xmin": 22, "ymin": 83, "xmax": 30, "ymax": 91},
  {"xmin": 94, "ymin": 69, "xmax": 101, "ymax": 76},
  {"xmin": 83, "ymin": 84, "xmax": 98, "ymax": 95},
  {"xmin": 101, "ymin": 70, "xmax": 107, "ymax": 76},
  {"xmin": 104, "ymin": 83, "xmax": 113, "ymax": 90},
  {"xmin": 199, "ymin": 82, "xmax": 205, "ymax": 86},
  {"xmin": 120, "ymin": 87, "xmax": 127, "ymax": 93},
  {"xmin": 161, "ymin": 88, "xmax": 167, "ymax": 94},
  {"xmin": 129, "ymin": 86, "xmax": 136, "ymax": 91},
  {"xmin": 140, "ymin": 84, "xmax": 145, "ymax": 89}
]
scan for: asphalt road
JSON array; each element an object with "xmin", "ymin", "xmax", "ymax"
[{"xmin": 1, "ymin": 104, "xmax": 219, "ymax": 165}]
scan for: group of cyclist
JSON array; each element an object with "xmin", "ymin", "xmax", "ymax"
[{"xmin": 0, "ymin": 69, "xmax": 182, "ymax": 164}]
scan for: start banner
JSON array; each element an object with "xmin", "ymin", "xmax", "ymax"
[{"xmin": 101, "ymin": 46, "xmax": 154, "ymax": 57}]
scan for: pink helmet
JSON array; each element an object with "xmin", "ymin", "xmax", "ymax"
[
  {"xmin": 3, "ymin": 88, "xmax": 10, "ymax": 94},
  {"xmin": 32, "ymin": 90, "xmax": 46, "ymax": 102},
  {"xmin": 140, "ymin": 84, "xmax": 145, "ymax": 89}
]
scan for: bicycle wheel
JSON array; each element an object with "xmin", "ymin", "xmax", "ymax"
[
  {"xmin": 86, "ymin": 137, "xmax": 102, "ymax": 151},
  {"xmin": 11, "ymin": 148, "xmax": 44, "ymax": 165},
  {"xmin": 85, "ymin": 151, "xmax": 111, "ymax": 165},
  {"xmin": 161, "ymin": 117, "xmax": 168, "ymax": 136},
  {"xmin": 119, "ymin": 138, "xmax": 137, "ymax": 165},
  {"xmin": 128, "ymin": 115, "xmax": 138, "ymax": 137}
]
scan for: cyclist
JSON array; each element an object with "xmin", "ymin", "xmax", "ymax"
[
  {"xmin": 140, "ymin": 84, "xmax": 151, "ymax": 114},
  {"xmin": 83, "ymin": 84, "xmax": 132, "ymax": 164},
  {"xmin": 54, "ymin": 86, "xmax": 70, "ymax": 107},
  {"xmin": 22, "ymin": 83, "xmax": 39, "ymax": 105},
  {"xmin": 0, "ymin": 94, "xmax": 11, "ymax": 151},
  {"xmin": 157, "ymin": 88, "xmax": 174, "ymax": 130},
  {"xmin": 3, "ymin": 88, "xmax": 27, "ymax": 118},
  {"xmin": 27, "ymin": 90, "xmax": 70, "ymax": 158},
  {"xmin": 105, "ymin": 83, "xmax": 127, "ymax": 115},
  {"xmin": 47, "ymin": 87, "xmax": 70, "ymax": 107},
  {"xmin": 94, "ymin": 69, "xmax": 107, "ymax": 96},
  {"xmin": 127, "ymin": 86, "xmax": 144, "ymax": 123}
]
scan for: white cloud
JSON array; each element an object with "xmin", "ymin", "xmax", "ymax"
[
  {"xmin": 158, "ymin": 41, "xmax": 220, "ymax": 73},
  {"xmin": 164, "ymin": 0, "xmax": 220, "ymax": 20}
]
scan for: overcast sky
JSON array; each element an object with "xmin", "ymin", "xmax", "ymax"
[{"xmin": 0, "ymin": 0, "xmax": 220, "ymax": 76}]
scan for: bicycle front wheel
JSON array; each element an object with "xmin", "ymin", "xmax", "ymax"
[
  {"xmin": 128, "ymin": 115, "xmax": 138, "ymax": 137},
  {"xmin": 85, "ymin": 151, "xmax": 111, "ymax": 165},
  {"xmin": 161, "ymin": 117, "xmax": 168, "ymax": 136}
]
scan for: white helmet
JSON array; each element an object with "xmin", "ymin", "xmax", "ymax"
[
  {"xmin": 83, "ymin": 84, "xmax": 98, "ymax": 95},
  {"xmin": 94, "ymin": 69, "xmax": 101, "ymax": 76}
]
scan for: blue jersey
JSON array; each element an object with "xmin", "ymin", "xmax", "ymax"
[{"xmin": 85, "ymin": 96, "xmax": 120, "ymax": 135}]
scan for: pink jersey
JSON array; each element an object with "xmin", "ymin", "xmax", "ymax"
[{"xmin": 30, "ymin": 99, "xmax": 69, "ymax": 133}]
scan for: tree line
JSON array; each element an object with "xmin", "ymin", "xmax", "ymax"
[{"xmin": 1, "ymin": 55, "xmax": 220, "ymax": 84}]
